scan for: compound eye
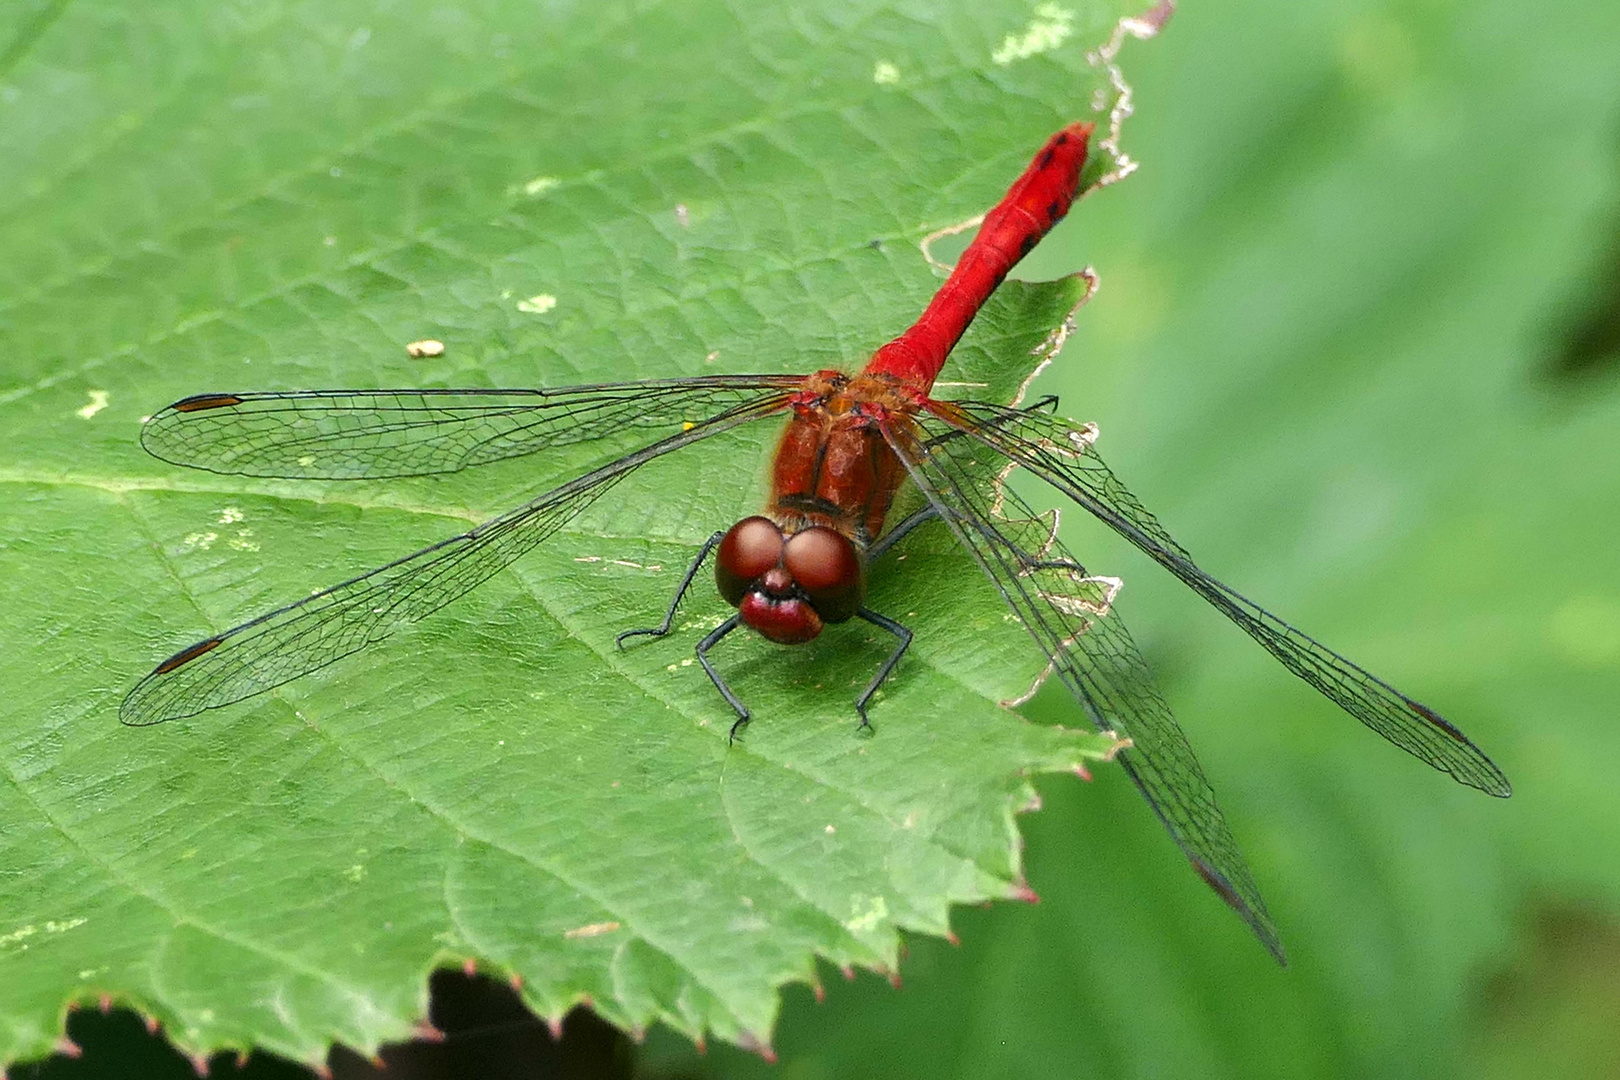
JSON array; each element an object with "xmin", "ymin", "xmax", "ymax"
[
  {"xmin": 783, "ymin": 527, "xmax": 863, "ymax": 623},
  {"xmin": 716, "ymin": 516, "xmax": 783, "ymax": 607}
]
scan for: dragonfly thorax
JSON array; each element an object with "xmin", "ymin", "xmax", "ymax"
[{"xmin": 715, "ymin": 516, "xmax": 864, "ymax": 644}]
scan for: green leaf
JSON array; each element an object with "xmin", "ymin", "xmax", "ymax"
[{"xmin": 0, "ymin": 0, "xmax": 1151, "ymax": 1067}]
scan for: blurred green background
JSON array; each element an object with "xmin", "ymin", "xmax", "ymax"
[{"xmin": 10, "ymin": 0, "xmax": 1620, "ymax": 1077}]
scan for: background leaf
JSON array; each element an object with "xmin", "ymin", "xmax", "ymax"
[{"xmin": 0, "ymin": 0, "xmax": 1152, "ymax": 1070}]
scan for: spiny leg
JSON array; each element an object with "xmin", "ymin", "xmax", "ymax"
[
  {"xmin": 873, "ymin": 503, "xmax": 1069, "ymax": 574},
  {"xmin": 853, "ymin": 607, "xmax": 912, "ymax": 732},
  {"xmin": 928, "ymin": 502, "xmax": 1086, "ymax": 575},
  {"xmin": 869, "ymin": 505, "xmax": 940, "ymax": 561},
  {"xmin": 616, "ymin": 530, "xmax": 725, "ymax": 648},
  {"xmin": 695, "ymin": 613, "xmax": 751, "ymax": 741}
]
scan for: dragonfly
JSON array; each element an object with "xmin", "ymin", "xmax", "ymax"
[{"xmin": 123, "ymin": 121, "xmax": 1511, "ymax": 961}]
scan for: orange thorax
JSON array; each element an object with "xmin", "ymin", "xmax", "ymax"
[{"xmin": 767, "ymin": 370, "xmax": 921, "ymax": 547}]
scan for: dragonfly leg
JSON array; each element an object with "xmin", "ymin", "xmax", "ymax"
[
  {"xmin": 868, "ymin": 506, "xmax": 939, "ymax": 561},
  {"xmin": 616, "ymin": 530, "xmax": 726, "ymax": 648},
  {"xmin": 853, "ymin": 607, "xmax": 912, "ymax": 732},
  {"xmin": 953, "ymin": 508, "xmax": 1086, "ymax": 575},
  {"xmin": 1019, "ymin": 556, "xmax": 1087, "ymax": 573},
  {"xmin": 877, "ymin": 501, "xmax": 1067, "ymax": 575},
  {"xmin": 695, "ymin": 613, "xmax": 752, "ymax": 741}
]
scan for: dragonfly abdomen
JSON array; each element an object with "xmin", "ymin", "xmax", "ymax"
[{"xmin": 866, "ymin": 120, "xmax": 1093, "ymax": 391}]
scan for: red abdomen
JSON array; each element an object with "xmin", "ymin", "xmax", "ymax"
[{"xmin": 865, "ymin": 121, "xmax": 1093, "ymax": 392}]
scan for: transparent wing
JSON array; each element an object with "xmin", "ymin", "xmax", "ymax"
[
  {"xmin": 883, "ymin": 413, "xmax": 1285, "ymax": 962},
  {"xmin": 122, "ymin": 392, "xmax": 790, "ymax": 726},
  {"xmin": 142, "ymin": 375, "xmax": 804, "ymax": 479},
  {"xmin": 929, "ymin": 399, "xmax": 1511, "ymax": 798}
]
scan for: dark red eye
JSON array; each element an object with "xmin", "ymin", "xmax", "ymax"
[
  {"xmin": 715, "ymin": 516, "xmax": 783, "ymax": 606},
  {"xmin": 783, "ymin": 527, "xmax": 863, "ymax": 623}
]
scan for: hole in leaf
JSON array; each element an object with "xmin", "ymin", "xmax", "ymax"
[{"xmin": 10, "ymin": 971, "xmax": 636, "ymax": 1080}]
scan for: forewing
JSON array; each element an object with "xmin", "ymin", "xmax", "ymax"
[
  {"xmin": 141, "ymin": 376, "xmax": 802, "ymax": 479},
  {"xmin": 884, "ymin": 415, "xmax": 1285, "ymax": 962},
  {"xmin": 932, "ymin": 400, "xmax": 1511, "ymax": 798},
  {"xmin": 122, "ymin": 396, "xmax": 787, "ymax": 726}
]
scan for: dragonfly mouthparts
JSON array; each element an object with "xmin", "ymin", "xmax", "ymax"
[{"xmin": 737, "ymin": 590, "xmax": 824, "ymax": 645}]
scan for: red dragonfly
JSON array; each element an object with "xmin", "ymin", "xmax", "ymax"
[{"xmin": 123, "ymin": 122, "xmax": 1510, "ymax": 960}]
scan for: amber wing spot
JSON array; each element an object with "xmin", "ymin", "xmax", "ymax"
[
  {"xmin": 1190, "ymin": 854, "xmax": 1284, "ymax": 963},
  {"xmin": 1407, "ymin": 699, "xmax": 1469, "ymax": 743},
  {"xmin": 172, "ymin": 394, "xmax": 244, "ymax": 413},
  {"xmin": 1191, "ymin": 855, "xmax": 1243, "ymax": 910},
  {"xmin": 154, "ymin": 637, "xmax": 222, "ymax": 674}
]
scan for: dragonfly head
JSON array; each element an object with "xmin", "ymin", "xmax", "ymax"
[{"xmin": 715, "ymin": 516, "xmax": 864, "ymax": 644}]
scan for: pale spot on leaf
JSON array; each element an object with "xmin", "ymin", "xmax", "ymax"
[
  {"xmin": 563, "ymin": 921, "xmax": 621, "ymax": 939},
  {"xmin": 75, "ymin": 390, "xmax": 109, "ymax": 419},
  {"xmin": 844, "ymin": 895, "xmax": 888, "ymax": 933},
  {"xmin": 992, "ymin": 4, "xmax": 1075, "ymax": 65}
]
